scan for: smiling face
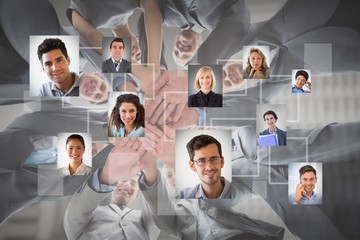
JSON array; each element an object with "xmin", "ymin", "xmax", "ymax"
[
  {"xmin": 112, "ymin": 177, "xmax": 139, "ymax": 205},
  {"xmin": 66, "ymin": 139, "xmax": 85, "ymax": 165},
  {"xmin": 110, "ymin": 41, "xmax": 125, "ymax": 61},
  {"xmin": 300, "ymin": 171, "xmax": 317, "ymax": 195},
  {"xmin": 79, "ymin": 74, "xmax": 109, "ymax": 103},
  {"xmin": 199, "ymin": 71, "xmax": 213, "ymax": 92},
  {"xmin": 119, "ymin": 102, "xmax": 137, "ymax": 128},
  {"xmin": 295, "ymin": 74, "xmax": 307, "ymax": 89},
  {"xmin": 264, "ymin": 113, "xmax": 277, "ymax": 130},
  {"xmin": 41, "ymin": 49, "xmax": 72, "ymax": 86},
  {"xmin": 189, "ymin": 143, "xmax": 224, "ymax": 186},
  {"xmin": 249, "ymin": 51, "xmax": 263, "ymax": 70}
]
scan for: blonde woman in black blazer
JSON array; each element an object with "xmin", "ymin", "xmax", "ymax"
[{"xmin": 188, "ymin": 66, "xmax": 222, "ymax": 107}]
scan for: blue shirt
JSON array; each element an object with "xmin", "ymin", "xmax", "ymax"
[
  {"xmin": 88, "ymin": 169, "xmax": 116, "ymax": 193},
  {"xmin": 113, "ymin": 126, "xmax": 145, "ymax": 138},
  {"xmin": 292, "ymin": 86, "xmax": 310, "ymax": 93},
  {"xmin": 289, "ymin": 191, "xmax": 322, "ymax": 205},
  {"xmin": 38, "ymin": 72, "xmax": 79, "ymax": 96},
  {"xmin": 178, "ymin": 177, "xmax": 232, "ymax": 199}
]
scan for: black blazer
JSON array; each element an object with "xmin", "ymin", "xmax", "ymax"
[
  {"xmin": 102, "ymin": 58, "xmax": 131, "ymax": 73},
  {"xmin": 188, "ymin": 90, "xmax": 222, "ymax": 107}
]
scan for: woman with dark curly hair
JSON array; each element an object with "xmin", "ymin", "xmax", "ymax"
[{"xmin": 108, "ymin": 93, "xmax": 145, "ymax": 137}]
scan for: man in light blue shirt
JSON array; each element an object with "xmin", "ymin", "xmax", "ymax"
[
  {"xmin": 292, "ymin": 70, "xmax": 311, "ymax": 93},
  {"xmin": 178, "ymin": 134, "xmax": 232, "ymax": 199},
  {"xmin": 37, "ymin": 38, "xmax": 79, "ymax": 96},
  {"xmin": 289, "ymin": 165, "xmax": 322, "ymax": 205},
  {"xmin": 38, "ymin": 73, "xmax": 79, "ymax": 96}
]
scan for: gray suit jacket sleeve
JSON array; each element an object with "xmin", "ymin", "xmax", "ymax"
[
  {"xmin": 234, "ymin": 122, "xmax": 360, "ymax": 166},
  {"xmin": 64, "ymin": 181, "xmax": 111, "ymax": 240},
  {"xmin": 139, "ymin": 172, "xmax": 197, "ymax": 239},
  {"xmin": 189, "ymin": 0, "xmax": 250, "ymax": 65}
]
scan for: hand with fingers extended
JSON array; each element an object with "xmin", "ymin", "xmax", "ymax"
[
  {"xmin": 101, "ymin": 136, "xmax": 158, "ymax": 185},
  {"xmin": 117, "ymin": 135, "xmax": 161, "ymax": 186},
  {"xmin": 140, "ymin": 123, "xmax": 176, "ymax": 168},
  {"xmin": 99, "ymin": 139, "xmax": 145, "ymax": 185},
  {"xmin": 114, "ymin": 137, "xmax": 143, "ymax": 150},
  {"xmin": 146, "ymin": 70, "xmax": 188, "ymax": 126}
]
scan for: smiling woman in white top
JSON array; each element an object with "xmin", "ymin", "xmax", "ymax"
[{"xmin": 58, "ymin": 134, "xmax": 92, "ymax": 175}]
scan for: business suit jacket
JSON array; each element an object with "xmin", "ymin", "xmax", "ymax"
[
  {"xmin": 188, "ymin": 90, "xmax": 222, "ymax": 107},
  {"xmin": 64, "ymin": 181, "xmax": 158, "ymax": 240},
  {"xmin": 138, "ymin": 0, "xmax": 250, "ymax": 66},
  {"xmin": 259, "ymin": 127, "xmax": 286, "ymax": 146},
  {"xmin": 102, "ymin": 58, "xmax": 131, "ymax": 73}
]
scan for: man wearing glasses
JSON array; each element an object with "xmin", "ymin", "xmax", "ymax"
[
  {"xmin": 178, "ymin": 134, "xmax": 231, "ymax": 199},
  {"xmin": 139, "ymin": 133, "xmax": 285, "ymax": 239}
]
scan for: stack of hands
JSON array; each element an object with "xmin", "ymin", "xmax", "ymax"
[{"xmin": 101, "ymin": 70, "xmax": 196, "ymax": 185}]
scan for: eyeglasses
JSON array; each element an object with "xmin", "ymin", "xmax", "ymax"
[{"xmin": 192, "ymin": 157, "xmax": 222, "ymax": 166}]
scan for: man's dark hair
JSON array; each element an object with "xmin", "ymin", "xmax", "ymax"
[
  {"xmin": 37, "ymin": 38, "xmax": 69, "ymax": 63},
  {"xmin": 299, "ymin": 165, "xmax": 317, "ymax": 178},
  {"xmin": 263, "ymin": 110, "xmax": 278, "ymax": 121},
  {"xmin": 110, "ymin": 38, "xmax": 125, "ymax": 49},
  {"xmin": 295, "ymin": 70, "xmax": 309, "ymax": 82},
  {"xmin": 186, "ymin": 134, "xmax": 222, "ymax": 160}
]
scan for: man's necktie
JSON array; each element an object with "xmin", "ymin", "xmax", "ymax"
[{"xmin": 114, "ymin": 61, "xmax": 120, "ymax": 72}]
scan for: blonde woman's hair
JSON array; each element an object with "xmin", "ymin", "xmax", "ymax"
[{"xmin": 194, "ymin": 66, "xmax": 216, "ymax": 90}]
